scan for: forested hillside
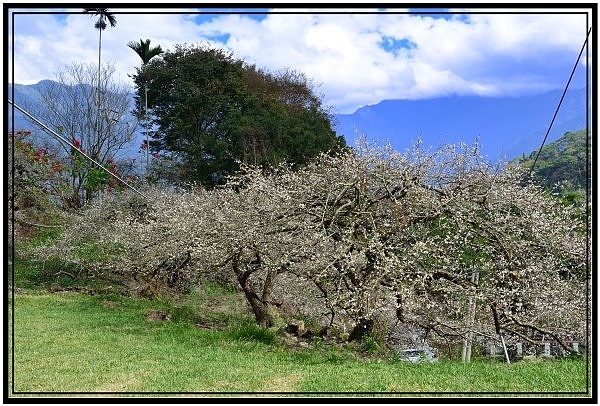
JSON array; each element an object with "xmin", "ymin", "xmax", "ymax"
[{"xmin": 515, "ymin": 129, "xmax": 590, "ymax": 205}]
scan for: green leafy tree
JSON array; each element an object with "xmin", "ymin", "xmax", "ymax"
[
  {"xmin": 84, "ymin": 8, "xmax": 117, "ymax": 84},
  {"xmin": 8, "ymin": 129, "xmax": 69, "ymax": 240},
  {"xmin": 131, "ymin": 43, "xmax": 345, "ymax": 187},
  {"xmin": 127, "ymin": 38, "xmax": 164, "ymax": 66}
]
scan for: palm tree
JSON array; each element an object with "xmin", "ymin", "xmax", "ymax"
[
  {"xmin": 128, "ymin": 38, "xmax": 164, "ymax": 66},
  {"xmin": 128, "ymin": 39, "xmax": 163, "ymax": 173},
  {"xmin": 83, "ymin": 8, "xmax": 117, "ymax": 145}
]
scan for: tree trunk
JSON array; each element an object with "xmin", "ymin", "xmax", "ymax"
[
  {"xmin": 241, "ymin": 288, "xmax": 274, "ymax": 328},
  {"xmin": 348, "ymin": 318, "xmax": 374, "ymax": 342},
  {"xmin": 232, "ymin": 249, "xmax": 277, "ymax": 328},
  {"xmin": 96, "ymin": 28, "xmax": 102, "ymax": 151}
]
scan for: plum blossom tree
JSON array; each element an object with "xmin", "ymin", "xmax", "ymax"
[{"xmin": 37, "ymin": 141, "xmax": 588, "ymax": 355}]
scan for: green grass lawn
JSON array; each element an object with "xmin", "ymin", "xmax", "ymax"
[
  {"xmin": 6, "ymin": 232, "xmax": 593, "ymax": 399},
  {"xmin": 7, "ymin": 290, "xmax": 591, "ymax": 398}
]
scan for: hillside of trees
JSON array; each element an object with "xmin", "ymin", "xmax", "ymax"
[
  {"xmin": 36, "ymin": 141, "xmax": 588, "ymax": 360},
  {"xmin": 514, "ymin": 129, "xmax": 590, "ymax": 206}
]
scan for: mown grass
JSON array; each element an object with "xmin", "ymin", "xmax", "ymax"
[
  {"xmin": 7, "ymin": 231, "xmax": 593, "ymax": 398},
  {"xmin": 8, "ymin": 290, "xmax": 590, "ymax": 397}
]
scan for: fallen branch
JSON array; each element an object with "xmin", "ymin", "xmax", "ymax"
[{"xmin": 13, "ymin": 215, "xmax": 64, "ymax": 229}]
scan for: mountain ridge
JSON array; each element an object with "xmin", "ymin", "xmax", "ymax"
[
  {"xmin": 334, "ymin": 87, "xmax": 588, "ymax": 161},
  {"xmin": 8, "ymin": 81, "xmax": 588, "ymax": 162}
]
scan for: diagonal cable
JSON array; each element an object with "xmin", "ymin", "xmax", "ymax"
[
  {"xmin": 9, "ymin": 99, "xmax": 148, "ymax": 199},
  {"xmin": 528, "ymin": 26, "xmax": 592, "ymax": 179}
]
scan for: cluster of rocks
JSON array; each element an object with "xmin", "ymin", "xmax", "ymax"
[{"xmin": 282, "ymin": 320, "xmax": 346, "ymax": 349}]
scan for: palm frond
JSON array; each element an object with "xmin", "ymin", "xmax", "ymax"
[
  {"xmin": 128, "ymin": 38, "xmax": 164, "ymax": 65},
  {"xmin": 83, "ymin": 8, "xmax": 117, "ymax": 31}
]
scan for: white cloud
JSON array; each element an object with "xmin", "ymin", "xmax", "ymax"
[
  {"xmin": 7, "ymin": 7, "xmax": 591, "ymax": 114},
  {"xmin": 9, "ymin": 11, "xmax": 205, "ymax": 83}
]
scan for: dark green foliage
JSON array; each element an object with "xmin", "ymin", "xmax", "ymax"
[
  {"xmin": 11, "ymin": 253, "xmax": 98, "ymax": 292},
  {"xmin": 131, "ymin": 44, "xmax": 346, "ymax": 187},
  {"xmin": 127, "ymin": 39, "xmax": 163, "ymax": 66},
  {"xmin": 360, "ymin": 334, "xmax": 383, "ymax": 354},
  {"xmin": 227, "ymin": 321, "xmax": 277, "ymax": 345},
  {"xmin": 83, "ymin": 8, "xmax": 117, "ymax": 31},
  {"xmin": 516, "ymin": 129, "xmax": 590, "ymax": 203}
]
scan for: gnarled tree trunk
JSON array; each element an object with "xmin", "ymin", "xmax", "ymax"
[{"xmin": 232, "ymin": 247, "xmax": 278, "ymax": 328}]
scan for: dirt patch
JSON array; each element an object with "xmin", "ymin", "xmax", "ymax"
[
  {"xmin": 8, "ymin": 286, "xmax": 26, "ymax": 295},
  {"xmin": 94, "ymin": 371, "xmax": 151, "ymax": 392},
  {"xmin": 101, "ymin": 300, "xmax": 118, "ymax": 309},
  {"xmin": 262, "ymin": 373, "xmax": 303, "ymax": 392}
]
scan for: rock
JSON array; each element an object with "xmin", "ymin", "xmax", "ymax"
[
  {"xmin": 285, "ymin": 320, "xmax": 305, "ymax": 336},
  {"xmin": 300, "ymin": 329, "xmax": 313, "ymax": 339},
  {"xmin": 283, "ymin": 334, "xmax": 299, "ymax": 346},
  {"xmin": 146, "ymin": 310, "xmax": 170, "ymax": 322}
]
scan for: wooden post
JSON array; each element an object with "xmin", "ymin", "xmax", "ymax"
[
  {"xmin": 461, "ymin": 271, "xmax": 479, "ymax": 363},
  {"xmin": 544, "ymin": 342, "xmax": 551, "ymax": 357},
  {"xmin": 499, "ymin": 332, "xmax": 510, "ymax": 364}
]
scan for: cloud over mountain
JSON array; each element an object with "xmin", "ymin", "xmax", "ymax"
[{"xmin": 8, "ymin": 8, "xmax": 590, "ymax": 114}]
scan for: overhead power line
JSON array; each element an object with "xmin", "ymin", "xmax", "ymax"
[
  {"xmin": 8, "ymin": 99, "xmax": 148, "ymax": 199},
  {"xmin": 528, "ymin": 26, "xmax": 592, "ymax": 179}
]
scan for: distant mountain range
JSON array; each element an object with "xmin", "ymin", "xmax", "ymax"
[
  {"xmin": 8, "ymin": 80, "xmax": 141, "ymax": 158},
  {"xmin": 7, "ymin": 80, "xmax": 134, "ymax": 130},
  {"xmin": 334, "ymin": 87, "xmax": 588, "ymax": 162},
  {"xmin": 8, "ymin": 81, "xmax": 589, "ymax": 162}
]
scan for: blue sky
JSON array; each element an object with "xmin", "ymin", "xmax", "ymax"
[{"xmin": 6, "ymin": 5, "xmax": 592, "ymax": 114}]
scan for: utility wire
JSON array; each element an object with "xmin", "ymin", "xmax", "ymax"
[
  {"xmin": 8, "ymin": 99, "xmax": 148, "ymax": 199},
  {"xmin": 528, "ymin": 26, "xmax": 592, "ymax": 179}
]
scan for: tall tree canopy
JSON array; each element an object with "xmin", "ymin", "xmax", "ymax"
[
  {"xmin": 128, "ymin": 38, "xmax": 164, "ymax": 173},
  {"xmin": 130, "ymin": 43, "xmax": 345, "ymax": 187}
]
